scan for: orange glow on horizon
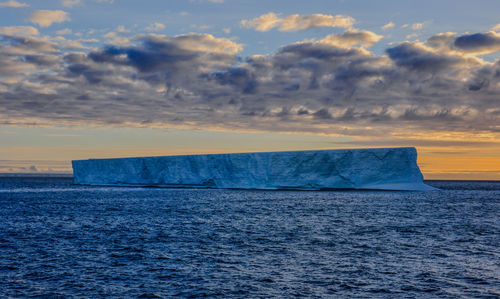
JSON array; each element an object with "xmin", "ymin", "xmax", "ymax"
[{"xmin": 1, "ymin": 127, "xmax": 499, "ymax": 180}]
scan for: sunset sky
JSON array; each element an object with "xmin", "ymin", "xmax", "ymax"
[{"xmin": 1, "ymin": 0, "xmax": 499, "ymax": 179}]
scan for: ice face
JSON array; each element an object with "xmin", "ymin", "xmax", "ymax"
[{"xmin": 72, "ymin": 147, "xmax": 436, "ymax": 191}]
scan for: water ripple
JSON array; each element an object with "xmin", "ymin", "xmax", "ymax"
[{"xmin": 0, "ymin": 177, "xmax": 499, "ymax": 298}]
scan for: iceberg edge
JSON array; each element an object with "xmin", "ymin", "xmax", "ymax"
[{"xmin": 72, "ymin": 147, "xmax": 437, "ymax": 191}]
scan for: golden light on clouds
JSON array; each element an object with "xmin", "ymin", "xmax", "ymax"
[{"xmin": 1, "ymin": 6, "xmax": 500, "ymax": 179}]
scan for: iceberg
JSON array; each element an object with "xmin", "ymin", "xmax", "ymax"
[{"xmin": 72, "ymin": 147, "xmax": 436, "ymax": 191}]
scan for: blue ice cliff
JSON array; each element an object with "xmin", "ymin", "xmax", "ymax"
[{"xmin": 72, "ymin": 147, "xmax": 436, "ymax": 191}]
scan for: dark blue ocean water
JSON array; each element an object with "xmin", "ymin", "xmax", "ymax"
[{"xmin": 0, "ymin": 177, "xmax": 499, "ymax": 298}]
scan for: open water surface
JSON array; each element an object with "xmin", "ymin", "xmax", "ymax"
[{"xmin": 0, "ymin": 177, "xmax": 499, "ymax": 298}]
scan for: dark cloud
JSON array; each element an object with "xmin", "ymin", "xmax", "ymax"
[
  {"xmin": 313, "ymin": 108, "xmax": 333, "ymax": 120},
  {"xmin": 89, "ymin": 44, "xmax": 197, "ymax": 73},
  {"xmin": 207, "ymin": 67, "xmax": 257, "ymax": 94},
  {"xmin": 0, "ymin": 31, "xmax": 499, "ymax": 138},
  {"xmin": 24, "ymin": 54, "xmax": 59, "ymax": 66},
  {"xmin": 454, "ymin": 32, "xmax": 500, "ymax": 53},
  {"xmin": 0, "ymin": 35, "xmax": 58, "ymax": 53},
  {"xmin": 278, "ymin": 42, "xmax": 359, "ymax": 61},
  {"xmin": 386, "ymin": 42, "xmax": 458, "ymax": 71}
]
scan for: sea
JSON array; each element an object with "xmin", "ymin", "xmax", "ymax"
[{"xmin": 0, "ymin": 177, "xmax": 498, "ymax": 298}]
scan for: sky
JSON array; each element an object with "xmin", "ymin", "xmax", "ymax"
[{"xmin": 0, "ymin": 0, "xmax": 499, "ymax": 179}]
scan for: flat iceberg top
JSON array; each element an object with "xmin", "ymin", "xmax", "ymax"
[{"xmin": 72, "ymin": 147, "xmax": 436, "ymax": 191}]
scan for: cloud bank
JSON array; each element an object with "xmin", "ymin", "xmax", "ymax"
[{"xmin": 0, "ymin": 22, "xmax": 499, "ymax": 140}]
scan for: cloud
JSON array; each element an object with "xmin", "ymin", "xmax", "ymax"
[
  {"xmin": 30, "ymin": 10, "xmax": 70, "ymax": 27},
  {"xmin": 426, "ymin": 32, "xmax": 456, "ymax": 50},
  {"xmin": 406, "ymin": 33, "xmax": 419, "ymax": 40},
  {"xmin": 1, "ymin": 35, "xmax": 59, "ymax": 54},
  {"xmin": 88, "ymin": 33, "xmax": 241, "ymax": 75},
  {"xmin": 386, "ymin": 42, "xmax": 459, "ymax": 71},
  {"xmin": 425, "ymin": 31, "xmax": 500, "ymax": 56},
  {"xmin": 241, "ymin": 12, "xmax": 355, "ymax": 32},
  {"xmin": 146, "ymin": 23, "xmax": 166, "ymax": 32},
  {"xmin": 381, "ymin": 22, "xmax": 395, "ymax": 30},
  {"xmin": 62, "ymin": 39, "xmax": 89, "ymax": 50},
  {"xmin": 454, "ymin": 31, "xmax": 500, "ymax": 55},
  {"xmin": 56, "ymin": 28, "xmax": 72, "ymax": 35},
  {"xmin": 0, "ymin": 26, "xmax": 39, "ymax": 36},
  {"xmin": 24, "ymin": 54, "xmax": 60, "ymax": 66},
  {"xmin": 116, "ymin": 25, "xmax": 130, "ymax": 33},
  {"xmin": 61, "ymin": 0, "xmax": 80, "ymax": 7},
  {"xmin": 319, "ymin": 30, "xmax": 383, "ymax": 48},
  {"xmin": 412, "ymin": 22, "xmax": 424, "ymax": 30},
  {"xmin": 492, "ymin": 23, "xmax": 500, "ymax": 32},
  {"xmin": 0, "ymin": 0, "xmax": 28, "ymax": 8},
  {"xmin": 191, "ymin": 24, "xmax": 212, "ymax": 31},
  {"xmin": 0, "ymin": 30, "xmax": 499, "ymax": 142},
  {"xmin": 165, "ymin": 33, "xmax": 242, "ymax": 54},
  {"xmin": 100, "ymin": 26, "xmax": 133, "ymax": 45},
  {"xmin": 0, "ymin": 34, "xmax": 59, "ymax": 80}
]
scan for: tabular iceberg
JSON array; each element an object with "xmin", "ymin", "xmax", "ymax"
[{"xmin": 72, "ymin": 147, "xmax": 436, "ymax": 191}]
